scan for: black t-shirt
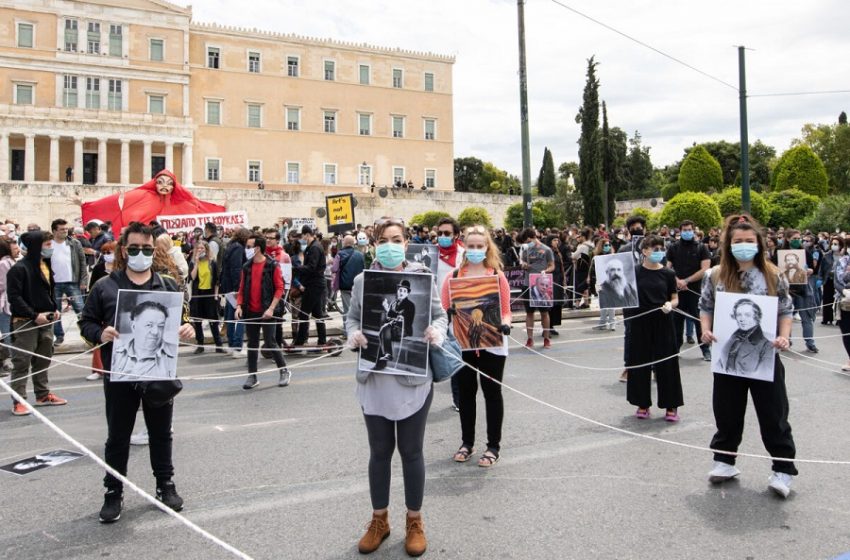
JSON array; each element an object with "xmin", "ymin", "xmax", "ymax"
[
  {"xmin": 624, "ymin": 266, "xmax": 677, "ymax": 316},
  {"xmin": 667, "ymin": 239, "xmax": 710, "ymax": 290}
]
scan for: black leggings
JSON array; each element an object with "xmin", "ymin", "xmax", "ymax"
[
  {"xmin": 244, "ymin": 311, "xmax": 287, "ymax": 373},
  {"xmin": 363, "ymin": 387, "xmax": 433, "ymax": 511},
  {"xmin": 457, "ymin": 350, "xmax": 506, "ymax": 451},
  {"xmin": 838, "ymin": 310, "xmax": 850, "ymax": 359}
]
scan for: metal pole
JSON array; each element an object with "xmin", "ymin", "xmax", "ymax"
[
  {"xmin": 517, "ymin": 0, "xmax": 533, "ymax": 228},
  {"xmin": 738, "ymin": 46, "xmax": 750, "ymax": 214}
]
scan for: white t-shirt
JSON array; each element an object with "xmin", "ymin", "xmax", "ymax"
[{"xmin": 51, "ymin": 239, "xmax": 73, "ymax": 283}]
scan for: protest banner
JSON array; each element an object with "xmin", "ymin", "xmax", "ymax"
[
  {"xmin": 157, "ymin": 211, "xmax": 248, "ymax": 234},
  {"xmin": 504, "ymin": 266, "xmax": 526, "ymax": 312},
  {"xmin": 325, "ymin": 194, "xmax": 355, "ymax": 233}
]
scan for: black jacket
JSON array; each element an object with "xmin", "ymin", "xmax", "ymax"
[
  {"xmin": 295, "ymin": 239, "xmax": 326, "ymax": 288},
  {"xmin": 219, "ymin": 241, "xmax": 245, "ymax": 293},
  {"xmin": 239, "ymin": 257, "xmax": 281, "ymax": 313},
  {"xmin": 190, "ymin": 259, "xmax": 219, "ymax": 292},
  {"xmin": 7, "ymin": 231, "xmax": 57, "ymax": 319}
]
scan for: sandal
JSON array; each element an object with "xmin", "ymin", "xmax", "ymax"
[
  {"xmin": 453, "ymin": 444, "xmax": 475, "ymax": 463},
  {"xmin": 478, "ymin": 449, "xmax": 500, "ymax": 468}
]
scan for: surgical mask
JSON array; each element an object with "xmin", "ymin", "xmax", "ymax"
[
  {"xmin": 103, "ymin": 253, "xmax": 115, "ymax": 264},
  {"xmin": 357, "ymin": 235, "xmax": 368, "ymax": 246},
  {"xmin": 299, "ymin": 240, "xmax": 308, "ymax": 251},
  {"xmin": 680, "ymin": 230, "xmax": 694, "ymax": 241},
  {"xmin": 832, "ymin": 244, "xmax": 841, "ymax": 253},
  {"xmin": 617, "ymin": 234, "xmax": 625, "ymax": 241},
  {"xmin": 245, "ymin": 247, "xmax": 256, "ymax": 260},
  {"xmin": 602, "ymin": 244, "xmax": 611, "ymax": 254},
  {"xmin": 466, "ymin": 249, "xmax": 486, "ymax": 264},
  {"xmin": 197, "ymin": 251, "xmax": 206, "ymax": 259},
  {"xmin": 376, "ymin": 242, "xmax": 406, "ymax": 269},
  {"xmin": 731, "ymin": 243, "xmax": 759, "ymax": 262},
  {"xmin": 438, "ymin": 236, "xmax": 454, "ymax": 248},
  {"xmin": 789, "ymin": 239, "xmax": 802, "ymax": 249},
  {"xmin": 127, "ymin": 252, "xmax": 153, "ymax": 272},
  {"xmin": 41, "ymin": 247, "xmax": 54, "ymax": 259},
  {"xmin": 802, "ymin": 241, "xmax": 812, "ymax": 249},
  {"xmin": 648, "ymin": 250, "xmax": 666, "ymax": 264},
  {"xmin": 522, "ymin": 242, "xmax": 532, "ymax": 251}
]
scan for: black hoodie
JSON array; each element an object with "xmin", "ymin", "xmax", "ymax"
[{"xmin": 6, "ymin": 231, "xmax": 56, "ymax": 320}]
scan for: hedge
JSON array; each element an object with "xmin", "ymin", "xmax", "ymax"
[
  {"xmin": 765, "ymin": 188, "xmax": 820, "ymax": 229},
  {"xmin": 678, "ymin": 145, "xmax": 723, "ymax": 193},
  {"xmin": 712, "ymin": 187, "xmax": 769, "ymax": 225},
  {"xmin": 457, "ymin": 206, "xmax": 493, "ymax": 229},
  {"xmin": 771, "ymin": 145, "xmax": 829, "ymax": 198},
  {"xmin": 657, "ymin": 191, "xmax": 722, "ymax": 231},
  {"xmin": 409, "ymin": 210, "xmax": 452, "ymax": 229}
]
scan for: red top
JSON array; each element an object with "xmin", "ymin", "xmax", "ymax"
[
  {"xmin": 237, "ymin": 258, "xmax": 284, "ymax": 313},
  {"xmin": 440, "ymin": 266, "xmax": 512, "ymax": 322}
]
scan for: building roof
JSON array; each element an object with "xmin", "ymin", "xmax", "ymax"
[{"xmin": 80, "ymin": 0, "xmax": 191, "ymax": 15}]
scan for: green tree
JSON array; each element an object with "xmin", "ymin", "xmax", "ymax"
[
  {"xmin": 575, "ymin": 56, "xmax": 604, "ymax": 226},
  {"xmin": 457, "ymin": 206, "xmax": 493, "ymax": 229},
  {"xmin": 600, "ymin": 102, "xmax": 629, "ymax": 221},
  {"xmin": 504, "ymin": 200, "xmax": 564, "ymax": 230},
  {"xmin": 771, "ymin": 145, "xmax": 829, "ymax": 197},
  {"xmin": 558, "ymin": 161, "xmax": 580, "ymax": 185},
  {"xmin": 794, "ymin": 121, "xmax": 850, "ymax": 194},
  {"xmin": 712, "ymin": 187, "xmax": 769, "ymax": 224},
  {"xmin": 625, "ymin": 130, "xmax": 654, "ymax": 197},
  {"xmin": 748, "ymin": 140, "xmax": 776, "ymax": 190},
  {"xmin": 678, "ymin": 145, "xmax": 723, "ymax": 193},
  {"xmin": 799, "ymin": 194, "xmax": 850, "ymax": 232},
  {"xmin": 410, "ymin": 210, "xmax": 452, "ymax": 229},
  {"xmin": 657, "ymin": 192, "xmax": 722, "ymax": 231},
  {"xmin": 765, "ymin": 188, "xmax": 820, "ymax": 229},
  {"xmin": 537, "ymin": 147, "xmax": 556, "ymax": 197},
  {"xmin": 453, "ymin": 157, "xmax": 483, "ymax": 192}
]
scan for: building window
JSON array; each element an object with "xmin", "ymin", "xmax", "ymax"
[
  {"xmin": 148, "ymin": 94, "xmax": 164, "ymax": 114},
  {"xmin": 108, "ymin": 24, "xmax": 122, "ymax": 56},
  {"xmin": 392, "ymin": 116, "xmax": 405, "ymax": 138},
  {"xmin": 286, "ymin": 107, "xmax": 300, "ymax": 131},
  {"xmin": 287, "ymin": 162, "xmax": 300, "ymax": 184},
  {"xmin": 324, "ymin": 60, "xmax": 335, "ymax": 81},
  {"xmin": 17, "ymin": 22, "xmax": 34, "ymax": 48},
  {"xmin": 247, "ymin": 104, "xmax": 262, "ymax": 128},
  {"xmin": 324, "ymin": 164, "xmax": 337, "ymax": 185},
  {"xmin": 87, "ymin": 22, "xmax": 101, "ymax": 54},
  {"xmin": 15, "ymin": 84, "xmax": 34, "ymax": 105},
  {"xmin": 248, "ymin": 161, "xmax": 262, "ymax": 182},
  {"xmin": 392, "ymin": 68, "xmax": 403, "ymax": 89},
  {"xmin": 206, "ymin": 159, "xmax": 221, "ymax": 181},
  {"xmin": 206, "ymin": 100, "xmax": 221, "ymax": 125},
  {"xmin": 393, "ymin": 167, "xmax": 405, "ymax": 186},
  {"xmin": 150, "ymin": 38, "xmax": 164, "ymax": 61},
  {"xmin": 359, "ymin": 165, "xmax": 372, "ymax": 186},
  {"xmin": 207, "ymin": 47, "xmax": 220, "ymax": 69},
  {"xmin": 63, "ymin": 75, "xmax": 78, "ymax": 108},
  {"xmin": 248, "ymin": 51, "xmax": 261, "ymax": 73},
  {"xmin": 107, "ymin": 79, "xmax": 122, "ymax": 111},
  {"xmin": 425, "ymin": 169, "xmax": 436, "ymax": 189},
  {"xmin": 424, "ymin": 119, "xmax": 436, "ymax": 140},
  {"xmin": 323, "ymin": 111, "xmax": 336, "ymax": 133},
  {"xmin": 287, "ymin": 56, "xmax": 299, "ymax": 77},
  {"xmin": 86, "ymin": 77, "xmax": 100, "ymax": 109},
  {"xmin": 424, "ymin": 72, "xmax": 434, "ymax": 92},
  {"xmin": 359, "ymin": 64, "xmax": 370, "ymax": 85},
  {"xmin": 64, "ymin": 19, "xmax": 78, "ymax": 52},
  {"xmin": 358, "ymin": 113, "xmax": 371, "ymax": 136}
]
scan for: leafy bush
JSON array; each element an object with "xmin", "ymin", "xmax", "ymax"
[
  {"xmin": 660, "ymin": 182, "xmax": 679, "ymax": 201},
  {"xmin": 765, "ymin": 188, "xmax": 820, "ymax": 228},
  {"xmin": 771, "ymin": 145, "xmax": 829, "ymax": 197},
  {"xmin": 611, "ymin": 215, "xmax": 626, "ymax": 228},
  {"xmin": 677, "ymin": 145, "xmax": 723, "ymax": 193},
  {"xmin": 457, "ymin": 206, "xmax": 493, "ymax": 229},
  {"xmin": 712, "ymin": 187, "xmax": 770, "ymax": 224},
  {"xmin": 504, "ymin": 200, "xmax": 563, "ymax": 230},
  {"xmin": 799, "ymin": 194, "xmax": 850, "ymax": 232},
  {"xmin": 657, "ymin": 192, "xmax": 722, "ymax": 231},
  {"xmin": 409, "ymin": 210, "xmax": 452, "ymax": 229}
]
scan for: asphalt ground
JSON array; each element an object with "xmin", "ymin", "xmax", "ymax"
[{"xmin": 2, "ymin": 317, "xmax": 850, "ymax": 560}]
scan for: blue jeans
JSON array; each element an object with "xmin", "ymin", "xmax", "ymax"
[
  {"xmin": 0, "ymin": 311, "xmax": 11, "ymax": 361},
  {"xmin": 685, "ymin": 318, "xmax": 696, "ymax": 338},
  {"xmin": 224, "ymin": 301, "xmax": 245, "ymax": 350},
  {"xmin": 791, "ymin": 292, "xmax": 815, "ymax": 346},
  {"xmin": 54, "ymin": 282, "xmax": 84, "ymax": 338}
]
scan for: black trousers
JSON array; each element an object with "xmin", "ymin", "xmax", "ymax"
[
  {"xmin": 295, "ymin": 286, "xmax": 327, "ymax": 345},
  {"xmin": 245, "ymin": 311, "xmax": 286, "ymax": 373},
  {"xmin": 626, "ymin": 311, "xmax": 684, "ymax": 409},
  {"xmin": 457, "ymin": 350, "xmax": 506, "ymax": 451},
  {"xmin": 103, "ymin": 379, "xmax": 173, "ymax": 490},
  {"xmin": 673, "ymin": 289, "xmax": 708, "ymax": 351},
  {"xmin": 710, "ymin": 357, "xmax": 798, "ymax": 475},
  {"xmin": 838, "ymin": 310, "xmax": 850, "ymax": 358},
  {"xmin": 822, "ymin": 279, "xmax": 835, "ymax": 323}
]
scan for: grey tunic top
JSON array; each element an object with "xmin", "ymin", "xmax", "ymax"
[{"xmin": 345, "ymin": 260, "xmax": 448, "ymax": 421}]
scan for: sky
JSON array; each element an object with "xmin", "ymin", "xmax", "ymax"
[{"xmin": 187, "ymin": 0, "xmax": 849, "ymax": 175}]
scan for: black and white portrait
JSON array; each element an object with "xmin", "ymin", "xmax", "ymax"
[
  {"xmin": 777, "ymin": 249, "xmax": 808, "ymax": 285},
  {"xmin": 111, "ymin": 290, "xmax": 184, "ymax": 382},
  {"xmin": 406, "ymin": 243, "xmax": 439, "ymax": 275},
  {"xmin": 359, "ymin": 270, "xmax": 432, "ymax": 377},
  {"xmin": 712, "ymin": 292, "xmax": 777, "ymax": 382},
  {"xmin": 0, "ymin": 449, "xmax": 84, "ymax": 476},
  {"xmin": 594, "ymin": 252, "xmax": 639, "ymax": 309}
]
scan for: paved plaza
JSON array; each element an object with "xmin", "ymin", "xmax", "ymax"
[{"xmin": 2, "ymin": 315, "xmax": 850, "ymax": 559}]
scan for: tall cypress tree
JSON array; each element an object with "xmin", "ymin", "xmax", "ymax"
[
  {"xmin": 538, "ymin": 147, "xmax": 556, "ymax": 197},
  {"xmin": 601, "ymin": 102, "xmax": 615, "ymax": 224},
  {"xmin": 576, "ymin": 57, "xmax": 604, "ymax": 226}
]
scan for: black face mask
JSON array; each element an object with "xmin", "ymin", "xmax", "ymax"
[{"xmin": 630, "ymin": 228, "xmax": 644, "ymax": 237}]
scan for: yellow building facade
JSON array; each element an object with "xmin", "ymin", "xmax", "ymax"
[{"xmin": 0, "ymin": 0, "xmax": 455, "ymax": 192}]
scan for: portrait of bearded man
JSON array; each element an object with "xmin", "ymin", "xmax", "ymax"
[{"xmin": 598, "ymin": 256, "xmax": 639, "ymax": 308}]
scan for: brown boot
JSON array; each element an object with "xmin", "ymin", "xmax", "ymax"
[
  {"xmin": 405, "ymin": 515, "xmax": 427, "ymax": 557},
  {"xmin": 358, "ymin": 511, "xmax": 390, "ymax": 554}
]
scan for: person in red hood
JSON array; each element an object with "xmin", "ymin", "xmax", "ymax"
[{"xmin": 80, "ymin": 170, "xmax": 225, "ymax": 234}]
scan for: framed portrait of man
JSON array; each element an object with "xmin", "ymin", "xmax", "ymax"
[
  {"xmin": 449, "ymin": 276, "xmax": 503, "ymax": 350},
  {"xmin": 593, "ymin": 253, "xmax": 639, "ymax": 309},
  {"xmin": 777, "ymin": 249, "xmax": 808, "ymax": 285},
  {"xmin": 110, "ymin": 290, "xmax": 184, "ymax": 382},
  {"xmin": 528, "ymin": 273, "xmax": 554, "ymax": 308},
  {"xmin": 711, "ymin": 292, "xmax": 778, "ymax": 382}
]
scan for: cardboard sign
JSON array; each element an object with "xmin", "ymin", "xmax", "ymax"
[
  {"xmin": 504, "ymin": 266, "xmax": 527, "ymax": 312},
  {"xmin": 157, "ymin": 211, "xmax": 248, "ymax": 234},
  {"xmin": 325, "ymin": 194, "xmax": 355, "ymax": 233},
  {"xmin": 711, "ymin": 292, "xmax": 778, "ymax": 382},
  {"xmin": 449, "ymin": 276, "xmax": 503, "ymax": 350}
]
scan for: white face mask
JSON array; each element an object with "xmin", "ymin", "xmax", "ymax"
[
  {"xmin": 127, "ymin": 253, "xmax": 153, "ymax": 272},
  {"xmin": 103, "ymin": 253, "xmax": 115, "ymax": 264},
  {"xmin": 245, "ymin": 247, "xmax": 256, "ymax": 260}
]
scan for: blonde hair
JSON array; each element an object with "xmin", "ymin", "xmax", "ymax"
[{"xmin": 460, "ymin": 225, "xmax": 503, "ymax": 272}]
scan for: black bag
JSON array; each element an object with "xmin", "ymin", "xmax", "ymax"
[{"xmin": 137, "ymin": 380, "xmax": 183, "ymax": 408}]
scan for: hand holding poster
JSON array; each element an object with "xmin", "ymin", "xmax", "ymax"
[
  {"xmin": 157, "ymin": 211, "xmax": 248, "ymax": 234},
  {"xmin": 711, "ymin": 292, "xmax": 777, "ymax": 382},
  {"xmin": 449, "ymin": 276, "xmax": 503, "ymax": 350}
]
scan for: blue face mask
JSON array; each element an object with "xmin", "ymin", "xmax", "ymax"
[
  {"xmin": 680, "ymin": 230, "xmax": 694, "ymax": 241},
  {"xmin": 731, "ymin": 242, "xmax": 759, "ymax": 262},
  {"xmin": 41, "ymin": 247, "xmax": 54, "ymax": 259},
  {"xmin": 376, "ymin": 242, "xmax": 406, "ymax": 269},
  {"xmin": 602, "ymin": 244, "xmax": 611, "ymax": 254},
  {"xmin": 466, "ymin": 249, "xmax": 486, "ymax": 264},
  {"xmin": 648, "ymin": 250, "xmax": 666, "ymax": 264},
  {"xmin": 438, "ymin": 236, "xmax": 454, "ymax": 248},
  {"xmin": 299, "ymin": 240, "xmax": 308, "ymax": 251}
]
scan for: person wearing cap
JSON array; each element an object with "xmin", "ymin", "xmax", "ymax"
[{"xmin": 292, "ymin": 225, "xmax": 328, "ymax": 351}]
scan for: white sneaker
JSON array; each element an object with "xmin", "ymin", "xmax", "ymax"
[
  {"xmin": 130, "ymin": 430, "xmax": 149, "ymax": 446},
  {"xmin": 768, "ymin": 472, "xmax": 793, "ymax": 498},
  {"xmin": 231, "ymin": 348, "xmax": 247, "ymax": 359},
  {"xmin": 1, "ymin": 358, "xmax": 12, "ymax": 371},
  {"xmin": 608, "ymin": 323, "xmax": 616, "ymax": 331},
  {"xmin": 86, "ymin": 372, "xmax": 102, "ymax": 381},
  {"xmin": 708, "ymin": 461, "xmax": 741, "ymax": 483}
]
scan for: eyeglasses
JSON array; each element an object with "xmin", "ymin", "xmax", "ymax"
[
  {"xmin": 465, "ymin": 226, "xmax": 488, "ymax": 235},
  {"xmin": 126, "ymin": 245, "xmax": 154, "ymax": 257},
  {"xmin": 264, "ymin": 236, "xmax": 277, "ymax": 241},
  {"xmin": 437, "ymin": 230, "xmax": 454, "ymax": 237},
  {"xmin": 373, "ymin": 217, "xmax": 405, "ymax": 228}
]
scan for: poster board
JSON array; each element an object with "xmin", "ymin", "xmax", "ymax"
[
  {"xmin": 711, "ymin": 292, "xmax": 777, "ymax": 382},
  {"xmin": 528, "ymin": 273, "xmax": 554, "ymax": 308},
  {"xmin": 325, "ymin": 194, "xmax": 355, "ymax": 234},
  {"xmin": 406, "ymin": 244, "xmax": 439, "ymax": 275},
  {"xmin": 593, "ymin": 252, "xmax": 639, "ymax": 309},
  {"xmin": 156, "ymin": 211, "xmax": 248, "ymax": 234},
  {"xmin": 777, "ymin": 249, "xmax": 808, "ymax": 285},
  {"xmin": 449, "ymin": 276, "xmax": 503, "ymax": 350}
]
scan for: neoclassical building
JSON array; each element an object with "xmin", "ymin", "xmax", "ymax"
[{"xmin": 0, "ymin": 0, "xmax": 455, "ymax": 191}]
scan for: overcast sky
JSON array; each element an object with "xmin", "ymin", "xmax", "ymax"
[{"xmin": 189, "ymin": 0, "xmax": 848, "ymax": 175}]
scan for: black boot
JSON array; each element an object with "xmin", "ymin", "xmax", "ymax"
[
  {"xmin": 99, "ymin": 489, "xmax": 123, "ymax": 523},
  {"xmin": 156, "ymin": 480, "xmax": 184, "ymax": 512}
]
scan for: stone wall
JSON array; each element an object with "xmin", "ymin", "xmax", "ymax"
[{"xmin": 0, "ymin": 183, "xmax": 521, "ymax": 229}]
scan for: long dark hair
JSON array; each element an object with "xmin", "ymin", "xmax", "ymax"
[{"xmin": 718, "ymin": 214, "xmax": 778, "ymax": 295}]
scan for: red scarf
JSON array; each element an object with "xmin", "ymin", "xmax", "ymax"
[{"xmin": 439, "ymin": 241, "xmax": 460, "ymax": 267}]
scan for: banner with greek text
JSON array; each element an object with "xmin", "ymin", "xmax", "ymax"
[{"xmin": 156, "ymin": 211, "xmax": 249, "ymax": 234}]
